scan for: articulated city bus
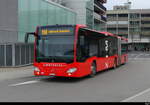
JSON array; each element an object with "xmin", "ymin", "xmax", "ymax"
[{"xmin": 25, "ymin": 24, "xmax": 128, "ymax": 78}]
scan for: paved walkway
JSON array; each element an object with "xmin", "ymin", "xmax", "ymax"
[{"xmin": 0, "ymin": 65, "xmax": 34, "ymax": 73}]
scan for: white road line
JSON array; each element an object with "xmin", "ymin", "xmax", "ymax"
[
  {"xmin": 134, "ymin": 54, "xmax": 143, "ymax": 60},
  {"xmin": 9, "ymin": 80, "xmax": 39, "ymax": 87},
  {"xmin": 145, "ymin": 54, "xmax": 150, "ymax": 56},
  {"xmin": 121, "ymin": 88, "xmax": 150, "ymax": 102}
]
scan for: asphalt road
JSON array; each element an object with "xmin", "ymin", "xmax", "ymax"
[{"xmin": 0, "ymin": 52, "xmax": 150, "ymax": 102}]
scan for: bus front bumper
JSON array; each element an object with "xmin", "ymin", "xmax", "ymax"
[
  {"xmin": 33, "ymin": 63, "xmax": 86, "ymax": 78},
  {"xmin": 34, "ymin": 63, "xmax": 90, "ymax": 78},
  {"xmin": 34, "ymin": 69, "xmax": 78, "ymax": 78}
]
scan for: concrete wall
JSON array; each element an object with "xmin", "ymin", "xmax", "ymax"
[
  {"xmin": 63, "ymin": 0, "xmax": 87, "ymax": 25},
  {"xmin": 0, "ymin": 0, "xmax": 18, "ymax": 43}
]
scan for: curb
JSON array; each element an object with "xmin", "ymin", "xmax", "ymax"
[{"xmin": 0, "ymin": 66, "xmax": 34, "ymax": 73}]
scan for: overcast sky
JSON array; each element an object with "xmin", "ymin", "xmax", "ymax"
[{"xmin": 105, "ymin": 0, "xmax": 150, "ymax": 10}]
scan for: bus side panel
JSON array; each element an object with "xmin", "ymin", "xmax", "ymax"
[
  {"xmin": 107, "ymin": 56, "xmax": 116, "ymax": 68},
  {"xmin": 96, "ymin": 56, "xmax": 116, "ymax": 72},
  {"xmin": 121, "ymin": 54, "xmax": 128, "ymax": 64},
  {"xmin": 78, "ymin": 56, "xmax": 118, "ymax": 77},
  {"xmin": 96, "ymin": 57, "xmax": 108, "ymax": 72},
  {"xmin": 74, "ymin": 62, "xmax": 91, "ymax": 77}
]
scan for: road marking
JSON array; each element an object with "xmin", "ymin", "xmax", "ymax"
[
  {"xmin": 145, "ymin": 54, "xmax": 150, "ymax": 56},
  {"xmin": 134, "ymin": 54, "xmax": 143, "ymax": 60},
  {"xmin": 121, "ymin": 88, "xmax": 150, "ymax": 102},
  {"xmin": 9, "ymin": 80, "xmax": 39, "ymax": 87}
]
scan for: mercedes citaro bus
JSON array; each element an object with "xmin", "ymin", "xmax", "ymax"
[{"xmin": 25, "ymin": 24, "xmax": 128, "ymax": 78}]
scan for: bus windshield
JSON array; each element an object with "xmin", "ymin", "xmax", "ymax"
[{"xmin": 36, "ymin": 35, "xmax": 74, "ymax": 63}]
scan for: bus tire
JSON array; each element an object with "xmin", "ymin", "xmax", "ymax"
[{"xmin": 89, "ymin": 62, "xmax": 97, "ymax": 77}]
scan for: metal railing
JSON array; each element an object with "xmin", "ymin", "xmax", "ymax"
[
  {"xmin": 94, "ymin": 0, "xmax": 106, "ymax": 11},
  {"xmin": 101, "ymin": 15, "xmax": 107, "ymax": 22},
  {"xmin": 94, "ymin": 12, "xmax": 101, "ymax": 21},
  {"xmin": 0, "ymin": 43, "xmax": 34, "ymax": 67}
]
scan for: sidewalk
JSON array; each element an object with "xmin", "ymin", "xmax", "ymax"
[{"xmin": 0, "ymin": 65, "xmax": 34, "ymax": 73}]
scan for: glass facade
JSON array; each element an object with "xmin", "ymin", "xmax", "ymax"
[
  {"xmin": 86, "ymin": 0, "xmax": 94, "ymax": 29},
  {"xmin": 18, "ymin": 0, "xmax": 76, "ymax": 42}
]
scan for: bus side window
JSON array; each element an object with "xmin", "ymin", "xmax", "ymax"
[
  {"xmin": 80, "ymin": 36, "xmax": 84, "ymax": 46},
  {"xmin": 89, "ymin": 38, "xmax": 98, "ymax": 57},
  {"xmin": 107, "ymin": 37, "xmax": 115, "ymax": 56},
  {"xmin": 79, "ymin": 36, "xmax": 86, "ymax": 58},
  {"xmin": 121, "ymin": 44, "xmax": 128, "ymax": 54},
  {"xmin": 99, "ymin": 38, "xmax": 107, "ymax": 57},
  {"xmin": 82, "ymin": 36, "xmax": 90, "ymax": 58},
  {"xmin": 77, "ymin": 35, "xmax": 89, "ymax": 62}
]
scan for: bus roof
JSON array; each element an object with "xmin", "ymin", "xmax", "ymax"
[
  {"xmin": 38, "ymin": 24, "xmax": 76, "ymax": 28},
  {"xmin": 100, "ymin": 32, "xmax": 128, "ymax": 41},
  {"xmin": 76, "ymin": 25, "xmax": 128, "ymax": 41}
]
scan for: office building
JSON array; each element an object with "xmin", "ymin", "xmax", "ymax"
[
  {"xmin": 62, "ymin": 0, "xmax": 107, "ymax": 31},
  {"xmin": 107, "ymin": 1, "xmax": 150, "ymax": 50}
]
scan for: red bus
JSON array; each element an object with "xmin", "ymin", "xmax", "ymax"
[{"xmin": 25, "ymin": 24, "xmax": 128, "ymax": 78}]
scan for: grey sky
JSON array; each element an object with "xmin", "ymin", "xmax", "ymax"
[{"xmin": 105, "ymin": 0, "xmax": 150, "ymax": 10}]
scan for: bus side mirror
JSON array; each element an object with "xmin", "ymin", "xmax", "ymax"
[{"xmin": 25, "ymin": 32, "xmax": 36, "ymax": 43}]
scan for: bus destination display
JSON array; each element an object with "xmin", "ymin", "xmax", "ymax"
[{"xmin": 39, "ymin": 26, "xmax": 74, "ymax": 36}]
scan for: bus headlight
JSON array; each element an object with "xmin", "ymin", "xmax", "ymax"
[
  {"xmin": 34, "ymin": 67, "xmax": 40, "ymax": 72},
  {"xmin": 67, "ymin": 68, "xmax": 77, "ymax": 73}
]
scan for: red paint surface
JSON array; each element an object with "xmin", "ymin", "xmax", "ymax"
[{"xmin": 33, "ymin": 24, "xmax": 128, "ymax": 78}]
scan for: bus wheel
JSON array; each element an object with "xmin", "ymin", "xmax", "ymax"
[{"xmin": 89, "ymin": 62, "xmax": 97, "ymax": 77}]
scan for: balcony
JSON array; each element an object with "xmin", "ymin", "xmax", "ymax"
[
  {"xmin": 129, "ymin": 18, "xmax": 140, "ymax": 21},
  {"xmin": 118, "ymin": 30, "xmax": 128, "ymax": 35},
  {"xmin": 94, "ymin": 12, "xmax": 101, "ymax": 21},
  {"xmin": 108, "ymin": 30, "xmax": 117, "ymax": 34},
  {"xmin": 118, "ymin": 24, "xmax": 128, "ymax": 28},
  {"xmin": 141, "ymin": 31, "xmax": 150, "ymax": 36},
  {"xmin": 107, "ymin": 25, "xmax": 117, "ymax": 28},
  {"xmin": 141, "ymin": 17, "xmax": 150, "ymax": 21},
  {"xmin": 129, "ymin": 31, "xmax": 140, "ymax": 35},
  {"xmin": 129, "ymin": 25, "xmax": 140, "ymax": 28},
  {"xmin": 101, "ymin": 15, "xmax": 107, "ymax": 22},
  {"xmin": 107, "ymin": 17, "xmax": 118, "ymax": 21},
  {"xmin": 140, "ymin": 38, "xmax": 150, "ymax": 43},
  {"xmin": 94, "ymin": 0, "xmax": 106, "ymax": 12},
  {"xmin": 141, "ymin": 24, "xmax": 150, "ymax": 28},
  {"xmin": 98, "ymin": 0, "xmax": 107, "ymax": 3},
  {"xmin": 102, "ymin": 0, "xmax": 107, "ymax": 3},
  {"xmin": 94, "ymin": 12, "xmax": 107, "ymax": 23},
  {"xmin": 118, "ymin": 17, "xmax": 128, "ymax": 21}
]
